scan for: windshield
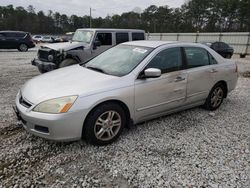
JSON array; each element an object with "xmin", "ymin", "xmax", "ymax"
[
  {"xmin": 85, "ymin": 44, "xmax": 153, "ymax": 76},
  {"xmin": 72, "ymin": 30, "xmax": 93, "ymax": 43}
]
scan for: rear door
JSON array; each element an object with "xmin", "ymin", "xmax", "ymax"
[
  {"xmin": 116, "ymin": 32, "xmax": 129, "ymax": 45},
  {"xmin": 135, "ymin": 47, "xmax": 187, "ymax": 120},
  {"xmin": 132, "ymin": 32, "xmax": 145, "ymax": 41},
  {"xmin": 184, "ymin": 47, "xmax": 215, "ymax": 104}
]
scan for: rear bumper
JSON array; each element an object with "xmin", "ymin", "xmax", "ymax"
[{"xmin": 31, "ymin": 59, "xmax": 57, "ymax": 71}]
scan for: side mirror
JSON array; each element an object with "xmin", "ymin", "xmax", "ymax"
[
  {"xmin": 142, "ymin": 68, "xmax": 161, "ymax": 78},
  {"xmin": 93, "ymin": 40, "xmax": 101, "ymax": 50}
]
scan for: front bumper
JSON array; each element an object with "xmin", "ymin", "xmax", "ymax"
[
  {"xmin": 15, "ymin": 94, "xmax": 87, "ymax": 141},
  {"xmin": 31, "ymin": 59, "xmax": 57, "ymax": 72}
]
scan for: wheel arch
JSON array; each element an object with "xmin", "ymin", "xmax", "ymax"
[
  {"xmin": 65, "ymin": 53, "xmax": 81, "ymax": 63},
  {"xmin": 214, "ymin": 80, "xmax": 228, "ymax": 98},
  {"xmin": 82, "ymin": 99, "xmax": 132, "ymax": 137}
]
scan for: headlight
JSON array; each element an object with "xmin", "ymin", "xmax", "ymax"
[
  {"xmin": 33, "ymin": 96, "xmax": 78, "ymax": 114},
  {"xmin": 48, "ymin": 55, "xmax": 54, "ymax": 61}
]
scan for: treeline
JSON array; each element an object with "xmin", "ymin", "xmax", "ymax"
[{"xmin": 0, "ymin": 0, "xmax": 250, "ymax": 34}]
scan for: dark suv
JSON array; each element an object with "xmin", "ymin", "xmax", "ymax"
[{"xmin": 0, "ymin": 31, "xmax": 35, "ymax": 52}]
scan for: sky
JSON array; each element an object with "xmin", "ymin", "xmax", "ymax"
[{"xmin": 0, "ymin": 0, "xmax": 185, "ymax": 17}]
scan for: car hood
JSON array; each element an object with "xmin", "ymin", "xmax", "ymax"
[
  {"xmin": 21, "ymin": 65, "xmax": 129, "ymax": 104},
  {"xmin": 42, "ymin": 41, "xmax": 88, "ymax": 51}
]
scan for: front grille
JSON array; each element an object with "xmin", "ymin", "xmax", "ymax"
[
  {"xmin": 19, "ymin": 96, "xmax": 32, "ymax": 108},
  {"xmin": 38, "ymin": 49, "xmax": 50, "ymax": 61}
]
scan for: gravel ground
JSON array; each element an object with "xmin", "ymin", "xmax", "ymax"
[{"xmin": 0, "ymin": 49, "xmax": 250, "ymax": 187}]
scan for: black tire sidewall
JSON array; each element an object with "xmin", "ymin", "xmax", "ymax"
[
  {"xmin": 83, "ymin": 103, "xmax": 126, "ymax": 146},
  {"xmin": 38, "ymin": 66, "xmax": 48, "ymax": 74},
  {"xmin": 18, "ymin": 43, "xmax": 28, "ymax": 52},
  {"xmin": 205, "ymin": 83, "xmax": 225, "ymax": 111}
]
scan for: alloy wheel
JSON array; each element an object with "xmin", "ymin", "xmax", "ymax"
[
  {"xmin": 211, "ymin": 87, "xmax": 224, "ymax": 108},
  {"xmin": 94, "ymin": 110, "xmax": 122, "ymax": 141}
]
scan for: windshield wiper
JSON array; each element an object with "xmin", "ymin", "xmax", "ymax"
[{"xmin": 86, "ymin": 66, "xmax": 106, "ymax": 74}]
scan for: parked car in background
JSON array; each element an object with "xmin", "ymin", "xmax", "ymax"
[
  {"xmin": 32, "ymin": 35, "xmax": 43, "ymax": 43},
  {"xmin": 0, "ymin": 31, "xmax": 35, "ymax": 52},
  {"xmin": 41, "ymin": 36, "xmax": 55, "ymax": 43},
  {"xmin": 31, "ymin": 28, "xmax": 145, "ymax": 73},
  {"xmin": 201, "ymin": 41, "xmax": 234, "ymax": 59},
  {"xmin": 15, "ymin": 41, "xmax": 238, "ymax": 145}
]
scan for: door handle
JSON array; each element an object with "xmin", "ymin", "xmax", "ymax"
[{"xmin": 174, "ymin": 76, "xmax": 185, "ymax": 82}]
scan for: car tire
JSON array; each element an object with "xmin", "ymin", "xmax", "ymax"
[
  {"xmin": 38, "ymin": 67, "xmax": 48, "ymax": 74},
  {"xmin": 18, "ymin": 43, "xmax": 28, "ymax": 52},
  {"xmin": 225, "ymin": 54, "xmax": 232, "ymax": 59},
  {"xmin": 59, "ymin": 59, "xmax": 78, "ymax": 68},
  {"xmin": 204, "ymin": 83, "xmax": 226, "ymax": 111},
  {"xmin": 83, "ymin": 103, "xmax": 126, "ymax": 146}
]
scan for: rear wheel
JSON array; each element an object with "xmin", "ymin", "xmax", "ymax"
[
  {"xmin": 204, "ymin": 83, "xmax": 226, "ymax": 111},
  {"xmin": 83, "ymin": 103, "xmax": 126, "ymax": 145},
  {"xmin": 18, "ymin": 43, "xmax": 28, "ymax": 52},
  {"xmin": 59, "ymin": 58, "xmax": 78, "ymax": 68}
]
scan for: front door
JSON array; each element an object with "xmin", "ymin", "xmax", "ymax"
[
  {"xmin": 134, "ymin": 47, "xmax": 187, "ymax": 121},
  {"xmin": 92, "ymin": 32, "xmax": 113, "ymax": 57}
]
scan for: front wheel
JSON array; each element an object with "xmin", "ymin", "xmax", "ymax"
[
  {"xmin": 204, "ymin": 83, "xmax": 226, "ymax": 111},
  {"xmin": 38, "ymin": 67, "xmax": 48, "ymax": 74},
  {"xmin": 83, "ymin": 103, "xmax": 126, "ymax": 145},
  {"xmin": 59, "ymin": 58, "xmax": 78, "ymax": 68},
  {"xmin": 18, "ymin": 43, "xmax": 28, "ymax": 52}
]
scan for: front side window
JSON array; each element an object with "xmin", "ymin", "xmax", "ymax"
[
  {"xmin": 96, "ymin": 33, "xmax": 112, "ymax": 45},
  {"xmin": 146, "ymin": 47, "xmax": 183, "ymax": 74},
  {"xmin": 116, "ymin": 33, "xmax": 129, "ymax": 44},
  {"xmin": 184, "ymin": 47, "xmax": 209, "ymax": 68},
  {"xmin": 85, "ymin": 44, "xmax": 153, "ymax": 76},
  {"xmin": 72, "ymin": 30, "xmax": 93, "ymax": 43}
]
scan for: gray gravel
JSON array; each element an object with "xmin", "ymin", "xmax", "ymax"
[{"xmin": 0, "ymin": 49, "xmax": 250, "ymax": 187}]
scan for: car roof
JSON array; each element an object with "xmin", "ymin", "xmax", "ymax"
[
  {"xmin": 122, "ymin": 40, "xmax": 211, "ymax": 49},
  {"xmin": 122, "ymin": 40, "xmax": 178, "ymax": 48},
  {"xmin": 77, "ymin": 28, "xmax": 145, "ymax": 33},
  {"xmin": 0, "ymin": 31, "xmax": 27, "ymax": 33}
]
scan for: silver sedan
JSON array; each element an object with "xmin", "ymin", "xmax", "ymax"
[{"xmin": 15, "ymin": 41, "xmax": 238, "ymax": 145}]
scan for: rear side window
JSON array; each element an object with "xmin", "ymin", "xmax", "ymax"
[
  {"xmin": 96, "ymin": 33, "xmax": 112, "ymax": 45},
  {"xmin": 208, "ymin": 53, "xmax": 218, "ymax": 65},
  {"xmin": 116, "ymin": 33, "xmax": 129, "ymax": 44},
  {"xmin": 16, "ymin": 33, "xmax": 26, "ymax": 38},
  {"xmin": 184, "ymin": 47, "xmax": 210, "ymax": 68},
  {"xmin": 211, "ymin": 42, "xmax": 219, "ymax": 50},
  {"xmin": 220, "ymin": 42, "xmax": 229, "ymax": 48},
  {"xmin": 0, "ymin": 33, "xmax": 5, "ymax": 38},
  {"xmin": 146, "ymin": 47, "xmax": 183, "ymax": 74},
  {"xmin": 132, "ymin": 32, "xmax": 145, "ymax": 41},
  {"xmin": 4, "ymin": 32, "xmax": 25, "ymax": 38}
]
